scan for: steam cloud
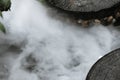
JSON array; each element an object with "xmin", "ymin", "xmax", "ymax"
[{"xmin": 0, "ymin": 0, "xmax": 120, "ymax": 80}]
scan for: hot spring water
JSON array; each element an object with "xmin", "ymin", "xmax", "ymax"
[{"xmin": 0, "ymin": 0, "xmax": 120, "ymax": 80}]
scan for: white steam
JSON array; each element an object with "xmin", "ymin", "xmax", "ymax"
[{"xmin": 0, "ymin": 0, "xmax": 120, "ymax": 80}]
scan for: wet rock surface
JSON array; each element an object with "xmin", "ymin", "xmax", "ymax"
[{"xmin": 86, "ymin": 48, "xmax": 120, "ymax": 80}]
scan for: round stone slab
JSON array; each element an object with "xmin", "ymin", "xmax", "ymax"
[
  {"xmin": 86, "ymin": 48, "xmax": 120, "ymax": 80},
  {"xmin": 48, "ymin": 0, "xmax": 120, "ymax": 12},
  {"xmin": 47, "ymin": 0, "xmax": 120, "ymax": 20}
]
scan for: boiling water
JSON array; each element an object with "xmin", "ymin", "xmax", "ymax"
[{"xmin": 0, "ymin": 0, "xmax": 120, "ymax": 80}]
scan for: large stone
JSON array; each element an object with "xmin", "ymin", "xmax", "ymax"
[
  {"xmin": 47, "ymin": 0, "xmax": 120, "ymax": 20},
  {"xmin": 47, "ymin": 0, "xmax": 120, "ymax": 12},
  {"xmin": 86, "ymin": 48, "xmax": 120, "ymax": 80}
]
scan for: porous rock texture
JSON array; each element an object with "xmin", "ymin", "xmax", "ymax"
[
  {"xmin": 86, "ymin": 48, "xmax": 120, "ymax": 80},
  {"xmin": 47, "ymin": 0, "xmax": 120, "ymax": 20},
  {"xmin": 48, "ymin": 0, "xmax": 120, "ymax": 12}
]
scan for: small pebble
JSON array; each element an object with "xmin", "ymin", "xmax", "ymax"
[
  {"xmin": 94, "ymin": 19, "xmax": 101, "ymax": 24},
  {"xmin": 81, "ymin": 20, "xmax": 90, "ymax": 27}
]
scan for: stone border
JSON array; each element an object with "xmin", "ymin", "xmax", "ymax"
[
  {"xmin": 86, "ymin": 48, "xmax": 120, "ymax": 80},
  {"xmin": 46, "ymin": 0, "xmax": 120, "ymax": 20}
]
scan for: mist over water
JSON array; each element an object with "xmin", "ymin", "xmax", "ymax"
[{"xmin": 0, "ymin": 0, "xmax": 120, "ymax": 80}]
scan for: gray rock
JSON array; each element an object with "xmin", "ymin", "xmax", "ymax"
[
  {"xmin": 86, "ymin": 48, "xmax": 120, "ymax": 80},
  {"xmin": 47, "ymin": 0, "xmax": 120, "ymax": 22},
  {"xmin": 47, "ymin": 0, "xmax": 120, "ymax": 12}
]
